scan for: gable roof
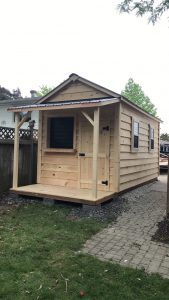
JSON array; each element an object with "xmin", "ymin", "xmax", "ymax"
[
  {"xmin": 37, "ymin": 73, "xmax": 120, "ymax": 104},
  {"xmin": 7, "ymin": 73, "xmax": 161, "ymax": 122}
]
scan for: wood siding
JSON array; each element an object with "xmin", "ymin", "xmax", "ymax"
[
  {"xmin": 38, "ymin": 99, "xmax": 159, "ymax": 194},
  {"xmin": 79, "ymin": 118, "xmax": 110, "ymax": 192},
  {"xmin": 38, "ymin": 104, "xmax": 119, "ymax": 192},
  {"xmin": 38, "ymin": 80, "xmax": 120, "ymax": 192},
  {"xmin": 40, "ymin": 110, "xmax": 79, "ymax": 188},
  {"xmin": 47, "ymin": 82, "xmax": 107, "ymax": 102},
  {"xmin": 119, "ymin": 103, "xmax": 159, "ymax": 191},
  {"xmin": 109, "ymin": 104, "xmax": 120, "ymax": 193}
]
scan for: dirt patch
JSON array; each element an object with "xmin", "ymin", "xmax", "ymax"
[{"xmin": 152, "ymin": 217, "xmax": 169, "ymax": 244}]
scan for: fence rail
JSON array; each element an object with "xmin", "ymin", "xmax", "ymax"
[{"xmin": 0, "ymin": 126, "xmax": 38, "ymax": 141}]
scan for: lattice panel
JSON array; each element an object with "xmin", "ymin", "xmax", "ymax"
[
  {"xmin": 33, "ymin": 130, "xmax": 38, "ymax": 140},
  {"xmin": 0, "ymin": 127, "xmax": 38, "ymax": 141}
]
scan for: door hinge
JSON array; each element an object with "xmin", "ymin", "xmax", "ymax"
[
  {"xmin": 79, "ymin": 153, "xmax": 85, "ymax": 156},
  {"xmin": 102, "ymin": 180, "xmax": 108, "ymax": 185},
  {"xmin": 102, "ymin": 126, "xmax": 109, "ymax": 131}
]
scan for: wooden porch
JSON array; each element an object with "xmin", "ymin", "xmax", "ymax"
[
  {"xmin": 11, "ymin": 184, "xmax": 114, "ymax": 205},
  {"xmin": 11, "ymin": 104, "xmax": 116, "ymax": 205}
]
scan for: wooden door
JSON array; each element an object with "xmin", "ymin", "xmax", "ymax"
[{"xmin": 79, "ymin": 120, "xmax": 110, "ymax": 191}]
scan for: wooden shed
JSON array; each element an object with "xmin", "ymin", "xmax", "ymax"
[{"xmin": 9, "ymin": 74, "xmax": 160, "ymax": 205}]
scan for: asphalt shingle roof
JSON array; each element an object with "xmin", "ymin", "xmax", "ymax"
[{"xmin": 0, "ymin": 97, "xmax": 40, "ymax": 107}]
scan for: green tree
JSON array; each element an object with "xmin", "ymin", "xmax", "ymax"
[
  {"xmin": 118, "ymin": 0, "xmax": 169, "ymax": 24},
  {"xmin": 0, "ymin": 86, "xmax": 13, "ymax": 100},
  {"xmin": 37, "ymin": 85, "xmax": 53, "ymax": 97},
  {"xmin": 122, "ymin": 78, "xmax": 157, "ymax": 116},
  {"xmin": 13, "ymin": 88, "xmax": 22, "ymax": 99},
  {"xmin": 161, "ymin": 133, "xmax": 169, "ymax": 141},
  {"xmin": 0, "ymin": 86, "xmax": 23, "ymax": 100}
]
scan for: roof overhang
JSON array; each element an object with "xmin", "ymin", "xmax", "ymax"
[{"xmin": 8, "ymin": 98, "xmax": 120, "ymax": 113}]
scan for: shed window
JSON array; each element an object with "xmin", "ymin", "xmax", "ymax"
[
  {"xmin": 132, "ymin": 120, "xmax": 139, "ymax": 150},
  {"xmin": 49, "ymin": 117, "xmax": 74, "ymax": 149},
  {"xmin": 149, "ymin": 125, "xmax": 154, "ymax": 150}
]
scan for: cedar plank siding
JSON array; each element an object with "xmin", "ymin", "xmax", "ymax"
[
  {"xmin": 119, "ymin": 102, "xmax": 159, "ymax": 191},
  {"xmin": 39, "ymin": 104, "xmax": 119, "ymax": 192},
  {"xmin": 40, "ymin": 110, "xmax": 79, "ymax": 188},
  {"xmin": 109, "ymin": 103, "xmax": 120, "ymax": 193},
  {"xmin": 47, "ymin": 82, "xmax": 107, "ymax": 102},
  {"xmin": 38, "ymin": 82, "xmax": 118, "ymax": 191}
]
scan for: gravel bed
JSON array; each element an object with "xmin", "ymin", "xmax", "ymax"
[
  {"xmin": 0, "ymin": 192, "xmax": 42, "ymax": 206},
  {"xmin": 70, "ymin": 182, "xmax": 156, "ymax": 221},
  {"xmin": 69, "ymin": 196, "xmax": 129, "ymax": 222},
  {"xmin": 0, "ymin": 181, "xmax": 156, "ymax": 222}
]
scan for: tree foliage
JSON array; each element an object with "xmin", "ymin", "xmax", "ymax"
[
  {"xmin": 12, "ymin": 88, "xmax": 22, "ymax": 99},
  {"xmin": 0, "ymin": 86, "xmax": 22, "ymax": 100},
  {"xmin": 37, "ymin": 85, "xmax": 53, "ymax": 97},
  {"xmin": 118, "ymin": 0, "xmax": 169, "ymax": 24},
  {"xmin": 161, "ymin": 133, "xmax": 169, "ymax": 141},
  {"xmin": 0, "ymin": 86, "xmax": 13, "ymax": 100},
  {"xmin": 122, "ymin": 78, "xmax": 157, "ymax": 116}
]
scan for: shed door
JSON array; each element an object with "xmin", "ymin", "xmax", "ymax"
[{"xmin": 79, "ymin": 121, "xmax": 110, "ymax": 191}]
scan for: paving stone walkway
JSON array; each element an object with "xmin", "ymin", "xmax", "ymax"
[{"xmin": 83, "ymin": 175, "xmax": 169, "ymax": 278}]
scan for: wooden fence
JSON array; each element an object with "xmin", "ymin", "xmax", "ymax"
[{"xmin": 0, "ymin": 126, "xmax": 38, "ymax": 193}]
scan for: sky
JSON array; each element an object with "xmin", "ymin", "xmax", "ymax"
[{"xmin": 0, "ymin": 0, "xmax": 169, "ymax": 133}]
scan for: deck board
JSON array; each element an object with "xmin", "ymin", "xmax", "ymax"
[{"xmin": 11, "ymin": 184, "xmax": 115, "ymax": 205}]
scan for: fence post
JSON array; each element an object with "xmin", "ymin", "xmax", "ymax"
[
  {"xmin": 13, "ymin": 113, "xmax": 20, "ymax": 188},
  {"xmin": 29, "ymin": 120, "xmax": 35, "ymax": 184}
]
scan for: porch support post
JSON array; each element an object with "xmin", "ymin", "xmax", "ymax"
[
  {"xmin": 13, "ymin": 113, "xmax": 20, "ymax": 188},
  {"xmin": 92, "ymin": 107, "xmax": 100, "ymax": 199},
  {"xmin": 81, "ymin": 111, "xmax": 94, "ymax": 126},
  {"xmin": 18, "ymin": 111, "xmax": 31, "ymax": 128}
]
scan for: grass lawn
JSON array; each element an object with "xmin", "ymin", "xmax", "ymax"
[{"xmin": 0, "ymin": 202, "xmax": 169, "ymax": 300}]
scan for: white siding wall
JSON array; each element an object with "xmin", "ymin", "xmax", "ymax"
[{"xmin": 0, "ymin": 107, "xmax": 39, "ymax": 129}]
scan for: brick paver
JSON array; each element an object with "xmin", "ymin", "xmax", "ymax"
[{"xmin": 83, "ymin": 176, "xmax": 169, "ymax": 278}]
